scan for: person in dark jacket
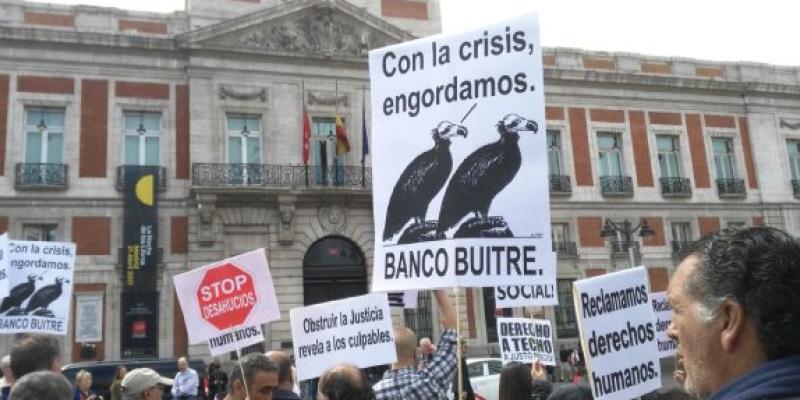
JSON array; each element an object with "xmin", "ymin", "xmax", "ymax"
[
  {"xmin": 266, "ymin": 351, "xmax": 299, "ymax": 400},
  {"xmin": 498, "ymin": 362, "xmax": 552, "ymax": 400},
  {"xmin": 668, "ymin": 227, "xmax": 800, "ymax": 400},
  {"xmin": 451, "ymin": 341, "xmax": 474, "ymax": 400}
]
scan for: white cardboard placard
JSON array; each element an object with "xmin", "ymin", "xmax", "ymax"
[
  {"xmin": 290, "ymin": 293, "xmax": 396, "ymax": 381},
  {"xmin": 573, "ymin": 267, "xmax": 662, "ymax": 400},
  {"xmin": 497, "ymin": 317, "xmax": 556, "ymax": 366},
  {"xmin": 650, "ymin": 291, "xmax": 677, "ymax": 358},
  {"xmin": 494, "ymin": 283, "xmax": 558, "ymax": 308},
  {"xmin": 369, "ymin": 14, "xmax": 553, "ymax": 291}
]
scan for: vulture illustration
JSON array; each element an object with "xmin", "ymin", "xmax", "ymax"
[
  {"xmin": 25, "ymin": 276, "xmax": 68, "ymax": 315},
  {"xmin": 0, "ymin": 274, "xmax": 38, "ymax": 314},
  {"xmin": 436, "ymin": 113, "xmax": 538, "ymax": 236},
  {"xmin": 383, "ymin": 121, "xmax": 468, "ymax": 242}
]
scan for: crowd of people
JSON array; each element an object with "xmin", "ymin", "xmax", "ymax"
[{"xmin": 0, "ymin": 226, "xmax": 797, "ymax": 400}]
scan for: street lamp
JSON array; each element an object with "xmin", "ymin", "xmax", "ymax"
[{"xmin": 600, "ymin": 218, "xmax": 655, "ymax": 268}]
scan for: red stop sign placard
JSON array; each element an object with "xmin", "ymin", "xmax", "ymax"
[{"xmin": 196, "ymin": 263, "xmax": 258, "ymax": 331}]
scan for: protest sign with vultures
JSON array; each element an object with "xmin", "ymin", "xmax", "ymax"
[
  {"xmin": 0, "ymin": 234, "xmax": 8, "ymax": 299},
  {"xmin": 497, "ymin": 317, "xmax": 555, "ymax": 365},
  {"xmin": 650, "ymin": 291, "xmax": 677, "ymax": 358},
  {"xmin": 0, "ymin": 240, "xmax": 75, "ymax": 335},
  {"xmin": 290, "ymin": 292, "xmax": 396, "ymax": 381},
  {"xmin": 173, "ymin": 248, "xmax": 280, "ymax": 347},
  {"xmin": 369, "ymin": 14, "xmax": 554, "ymax": 291},
  {"xmin": 573, "ymin": 267, "xmax": 661, "ymax": 400}
]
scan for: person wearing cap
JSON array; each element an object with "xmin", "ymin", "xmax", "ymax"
[{"xmin": 121, "ymin": 368, "xmax": 174, "ymax": 400}]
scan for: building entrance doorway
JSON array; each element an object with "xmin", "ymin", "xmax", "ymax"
[{"xmin": 303, "ymin": 236, "xmax": 367, "ymax": 306}]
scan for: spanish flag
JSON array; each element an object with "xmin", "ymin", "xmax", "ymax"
[{"xmin": 335, "ymin": 114, "xmax": 350, "ymax": 156}]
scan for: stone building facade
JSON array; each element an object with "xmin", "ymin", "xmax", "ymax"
[{"xmin": 1, "ymin": 0, "xmax": 800, "ymax": 370}]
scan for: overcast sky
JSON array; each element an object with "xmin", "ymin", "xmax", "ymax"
[{"xmin": 27, "ymin": 0, "xmax": 800, "ymax": 66}]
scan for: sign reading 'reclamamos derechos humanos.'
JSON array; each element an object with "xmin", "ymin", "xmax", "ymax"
[
  {"xmin": 650, "ymin": 291, "xmax": 677, "ymax": 358},
  {"xmin": 369, "ymin": 14, "xmax": 554, "ymax": 292},
  {"xmin": 573, "ymin": 267, "xmax": 662, "ymax": 400},
  {"xmin": 290, "ymin": 293, "xmax": 396, "ymax": 381},
  {"xmin": 0, "ymin": 240, "xmax": 75, "ymax": 335}
]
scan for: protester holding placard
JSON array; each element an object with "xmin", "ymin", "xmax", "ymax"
[
  {"xmin": 373, "ymin": 290, "xmax": 456, "ymax": 400},
  {"xmin": 667, "ymin": 227, "xmax": 800, "ymax": 400},
  {"xmin": 498, "ymin": 362, "xmax": 552, "ymax": 400}
]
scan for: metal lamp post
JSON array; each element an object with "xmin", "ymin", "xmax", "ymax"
[{"xmin": 600, "ymin": 218, "xmax": 655, "ymax": 268}]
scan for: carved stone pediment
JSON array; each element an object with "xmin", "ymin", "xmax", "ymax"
[
  {"xmin": 781, "ymin": 118, "xmax": 800, "ymax": 130},
  {"xmin": 201, "ymin": 6, "xmax": 399, "ymax": 58},
  {"xmin": 219, "ymin": 85, "xmax": 267, "ymax": 102}
]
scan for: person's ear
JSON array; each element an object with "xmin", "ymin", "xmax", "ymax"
[{"xmin": 719, "ymin": 299, "xmax": 747, "ymax": 352}]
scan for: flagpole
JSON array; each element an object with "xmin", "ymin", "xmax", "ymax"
[
  {"xmin": 361, "ymin": 86, "xmax": 366, "ymax": 187},
  {"xmin": 302, "ymin": 80, "xmax": 309, "ymax": 187}
]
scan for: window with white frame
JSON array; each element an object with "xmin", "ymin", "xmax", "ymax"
[
  {"xmin": 786, "ymin": 139, "xmax": 800, "ymax": 180},
  {"xmin": 555, "ymin": 279, "xmax": 578, "ymax": 338},
  {"xmin": 24, "ymin": 107, "xmax": 64, "ymax": 165},
  {"xmin": 226, "ymin": 113, "xmax": 262, "ymax": 165},
  {"xmin": 312, "ymin": 117, "xmax": 346, "ymax": 185},
  {"xmin": 597, "ymin": 132, "xmax": 623, "ymax": 177},
  {"xmin": 712, "ymin": 137, "xmax": 737, "ymax": 180},
  {"xmin": 123, "ymin": 111, "xmax": 161, "ymax": 166},
  {"xmin": 551, "ymin": 222, "xmax": 569, "ymax": 244},
  {"xmin": 547, "ymin": 129, "xmax": 562, "ymax": 176},
  {"xmin": 22, "ymin": 224, "xmax": 57, "ymax": 241},
  {"xmin": 657, "ymin": 135, "xmax": 682, "ymax": 178},
  {"xmin": 671, "ymin": 222, "xmax": 692, "ymax": 243}
]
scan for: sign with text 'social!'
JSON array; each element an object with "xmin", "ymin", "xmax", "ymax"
[
  {"xmin": 173, "ymin": 248, "xmax": 279, "ymax": 347},
  {"xmin": 369, "ymin": 13, "xmax": 555, "ymax": 291}
]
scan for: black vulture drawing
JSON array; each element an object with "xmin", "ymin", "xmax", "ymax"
[
  {"xmin": 383, "ymin": 121, "xmax": 468, "ymax": 242},
  {"xmin": 25, "ymin": 276, "xmax": 68, "ymax": 316},
  {"xmin": 0, "ymin": 274, "xmax": 38, "ymax": 314},
  {"xmin": 436, "ymin": 113, "xmax": 538, "ymax": 237}
]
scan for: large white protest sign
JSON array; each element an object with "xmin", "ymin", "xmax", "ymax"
[
  {"xmin": 0, "ymin": 234, "xmax": 8, "ymax": 299},
  {"xmin": 650, "ymin": 292, "xmax": 677, "ymax": 358},
  {"xmin": 290, "ymin": 293, "xmax": 396, "ymax": 381},
  {"xmin": 173, "ymin": 248, "xmax": 280, "ymax": 344},
  {"xmin": 0, "ymin": 240, "xmax": 75, "ymax": 335},
  {"xmin": 495, "ymin": 281, "xmax": 558, "ymax": 308},
  {"xmin": 208, "ymin": 325, "xmax": 265, "ymax": 357},
  {"xmin": 573, "ymin": 267, "xmax": 661, "ymax": 400},
  {"xmin": 497, "ymin": 317, "xmax": 555, "ymax": 366},
  {"xmin": 369, "ymin": 14, "xmax": 553, "ymax": 291},
  {"xmin": 388, "ymin": 290, "xmax": 418, "ymax": 309}
]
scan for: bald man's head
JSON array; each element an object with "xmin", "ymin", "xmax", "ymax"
[
  {"xmin": 318, "ymin": 364, "xmax": 373, "ymax": 400},
  {"xmin": 394, "ymin": 327, "xmax": 417, "ymax": 366},
  {"xmin": 265, "ymin": 351, "xmax": 293, "ymax": 387}
]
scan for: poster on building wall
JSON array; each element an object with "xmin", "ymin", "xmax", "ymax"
[
  {"xmin": 121, "ymin": 292, "xmax": 159, "ymax": 358},
  {"xmin": 75, "ymin": 293, "xmax": 103, "ymax": 343},
  {"xmin": 0, "ymin": 240, "xmax": 76, "ymax": 336},
  {"xmin": 497, "ymin": 317, "xmax": 556, "ymax": 365},
  {"xmin": 369, "ymin": 14, "xmax": 553, "ymax": 291},
  {"xmin": 494, "ymin": 283, "xmax": 558, "ymax": 308},
  {"xmin": 173, "ymin": 248, "xmax": 280, "ymax": 344},
  {"xmin": 650, "ymin": 291, "xmax": 677, "ymax": 358},
  {"xmin": 122, "ymin": 166, "xmax": 160, "ymax": 291},
  {"xmin": 573, "ymin": 267, "xmax": 661, "ymax": 400},
  {"xmin": 290, "ymin": 293, "xmax": 396, "ymax": 381},
  {"xmin": 0, "ymin": 234, "xmax": 8, "ymax": 299}
]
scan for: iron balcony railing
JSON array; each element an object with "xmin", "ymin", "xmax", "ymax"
[
  {"xmin": 116, "ymin": 166, "xmax": 167, "ymax": 192},
  {"xmin": 671, "ymin": 240, "xmax": 693, "ymax": 255},
  {"xmin": 716, "ymin": 178, "xmax": 746, "ymax": 198},
  {"xmin": 14, "ymin": 163, "xmax": 68, "ymax": 190},
  {"xmin": 552, "ymin": 241, "xmax": 577, "ymax": 258},
  {"xmin": 792, "ymin": 180, "xmax": 800, "ymax": 200},
  {"xmin": 600, "ymin": 175, "xmax": 633, "ymax": 196},
  {"xmin": 191, "ymin": 163, "xmax": 372, "ymax": 189},
  {"xmin": 549, "ymin": 175, "xmax": 572, "ymax": 194},
  {"xmin": 660, "ymin": 177, "xmax": 692, "ymax": 197}
]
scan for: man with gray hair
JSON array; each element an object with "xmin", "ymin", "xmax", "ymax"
[
  {"xmin": 8, "ymin": 370, "xmax": 71, "ymax": 400},
  {"xmin": 668, "ymin": 226, "xmax": 800, "ymax": 399},
  {"xmin": 226, "ymin": 353, "xmax": 279, "ymax": 400},
  {"xmin": 121, "ymin": 367, "xmax": 173, "ymax": 400},
  {"xmin": 0, "ymin": 355, "xmax": 13, "ymax": 400}
]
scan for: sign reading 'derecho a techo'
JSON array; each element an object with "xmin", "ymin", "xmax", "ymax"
[{"xmin": 173, "ymin": 248, "xmax": 279, "ymax": 344}]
